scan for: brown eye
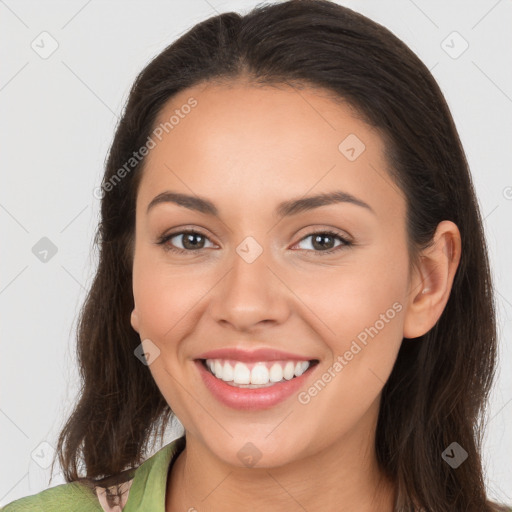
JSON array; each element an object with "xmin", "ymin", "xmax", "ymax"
[
  {"xmin": 157, "ymin": 230, "xmax": 215, "ymax": 254},
  {"xmin": 294, "ymin": 230, "xmax": 352, "ymax": 255},
  {"xmin": 177, "ymin": 232, "xmax": 207, "ymax": 250}
]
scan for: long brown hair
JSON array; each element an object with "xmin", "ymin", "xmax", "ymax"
[{"xmin": 50, "ymin": 1, "xmax": 508, "ymax": 510}]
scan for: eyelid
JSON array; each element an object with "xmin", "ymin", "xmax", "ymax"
[
  {"xmin": 293, "ymin": 224, "xmax": 353, "ymax": 243},
  {"xmin": 156, "ymin": 224, "xmax": 215, "ymax": 240}
]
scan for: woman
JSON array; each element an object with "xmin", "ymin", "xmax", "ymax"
[{"xmin": 3, "ymin": 1, "xmax": 509, "ymax": 510}]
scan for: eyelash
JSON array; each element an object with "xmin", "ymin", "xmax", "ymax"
[{"xmin": 156, "ymin": 229, "xmax": 353, "ymax": 256}]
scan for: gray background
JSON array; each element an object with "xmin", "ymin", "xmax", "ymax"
[{"xmin": 1, "ymin": 0, "xmax": 511, "ymax": 506}]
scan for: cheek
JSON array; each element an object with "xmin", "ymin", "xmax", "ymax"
[
  {"xmin": 132, "ymin": 247, "xmax": 219, "ymax": 347},
  {"xmin": 131, "ymin": 256, "xmax": 205, "ymax": 414},
  {"xmin": 295, "ymin": 247, "xmax": 408, "ymax": 415},
  {"xmin": 293, "ymin": 255, "xmax": 407, "ymax": 438},
  {"xmin": 301, "ymin": 251, "xmax": 407, "ymax": 349}
]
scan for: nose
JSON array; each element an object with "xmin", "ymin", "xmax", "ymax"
[{"xmin": 208, "ymin": 247, "xmax": 290, "ymax": 332}]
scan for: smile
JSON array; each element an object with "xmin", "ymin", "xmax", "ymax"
[
  {"xmin": 195, "ymin": 358, "xmax": 319, "ymax": 410},
  {"xmin": 204, "ymin": 358, "xmax": 314, "ymax": 387}
]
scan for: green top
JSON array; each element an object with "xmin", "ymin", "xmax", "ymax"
[{"xmin": 1, "ymin": 436, "xmax": 186, "ymax": 512}]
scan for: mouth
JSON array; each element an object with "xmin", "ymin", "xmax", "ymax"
[
  {"xmin": 198, "ymin": 358, "xmax": 320, "ymax": 388},
  {"xmin": 194, "ymin": 357, "xmax": 320, "ymax": 410}
]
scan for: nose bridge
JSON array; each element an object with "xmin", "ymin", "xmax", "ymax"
[
  {"xmin": 230, "ymin": 238, "xmax": 270, "ymax": 294},
  {"xmin": 209, "ymin": 235, "xmax": 288, "ymax": 329}
]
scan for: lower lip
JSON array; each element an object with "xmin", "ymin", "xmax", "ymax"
[{"xmin": 194, "ymin": 360, "xmax": 318, "ymax": 411}]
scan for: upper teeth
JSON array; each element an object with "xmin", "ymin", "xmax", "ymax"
[{"xmin": 206, "ymin": 359, "xmax": 311, "ymax": 385}]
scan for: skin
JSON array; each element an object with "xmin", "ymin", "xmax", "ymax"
[{"xmin": 130, "ymin": 79, "xmax": 461, "ymax": 512}]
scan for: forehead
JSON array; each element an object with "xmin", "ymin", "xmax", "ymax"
[{"xmin": 137, "ymin": 81, "xmax": 405, "ymax": 220}]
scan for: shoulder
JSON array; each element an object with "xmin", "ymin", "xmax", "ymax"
[
  {"xmin": 1, "ymin": 436, "xmax": 186, "ymax": 512},
  {"xmin": 0, "ymin": 481, "xmax": 103, "ymax": 511}
]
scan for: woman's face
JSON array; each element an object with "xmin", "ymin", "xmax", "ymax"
[{"xmin": 130, "ymin": 81, "xmax": 416, "ymax": 468}]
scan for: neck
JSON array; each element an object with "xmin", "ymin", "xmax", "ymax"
[{"xmin": 166, "ymin": 424, "xmax": 396, "ymax": 512}]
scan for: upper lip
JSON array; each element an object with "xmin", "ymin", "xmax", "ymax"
[{"xmin": 195, "ymin": 347, "xmax": 318, "ymax": 363}]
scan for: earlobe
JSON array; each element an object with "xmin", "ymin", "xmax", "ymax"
[
  {"xmin": 131, "ymin": 308, "xmax": 140, "ymax": 333},
  {"xmin": 403, "ymin": 221, "xmax": 461, "ymax": 339}
]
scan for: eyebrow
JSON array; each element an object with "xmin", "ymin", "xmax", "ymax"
[{"xmin": 146, "ymin": 190, "xmax": 375, "ymax": 217}]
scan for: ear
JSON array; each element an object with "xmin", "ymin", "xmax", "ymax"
[
  {"xmin": 130, "ymin": 308, "xmax": 140, "ymax": 333},
  {"xmin": 403, "ymin": 220, "xmax": 462, "ymax": 339}
]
